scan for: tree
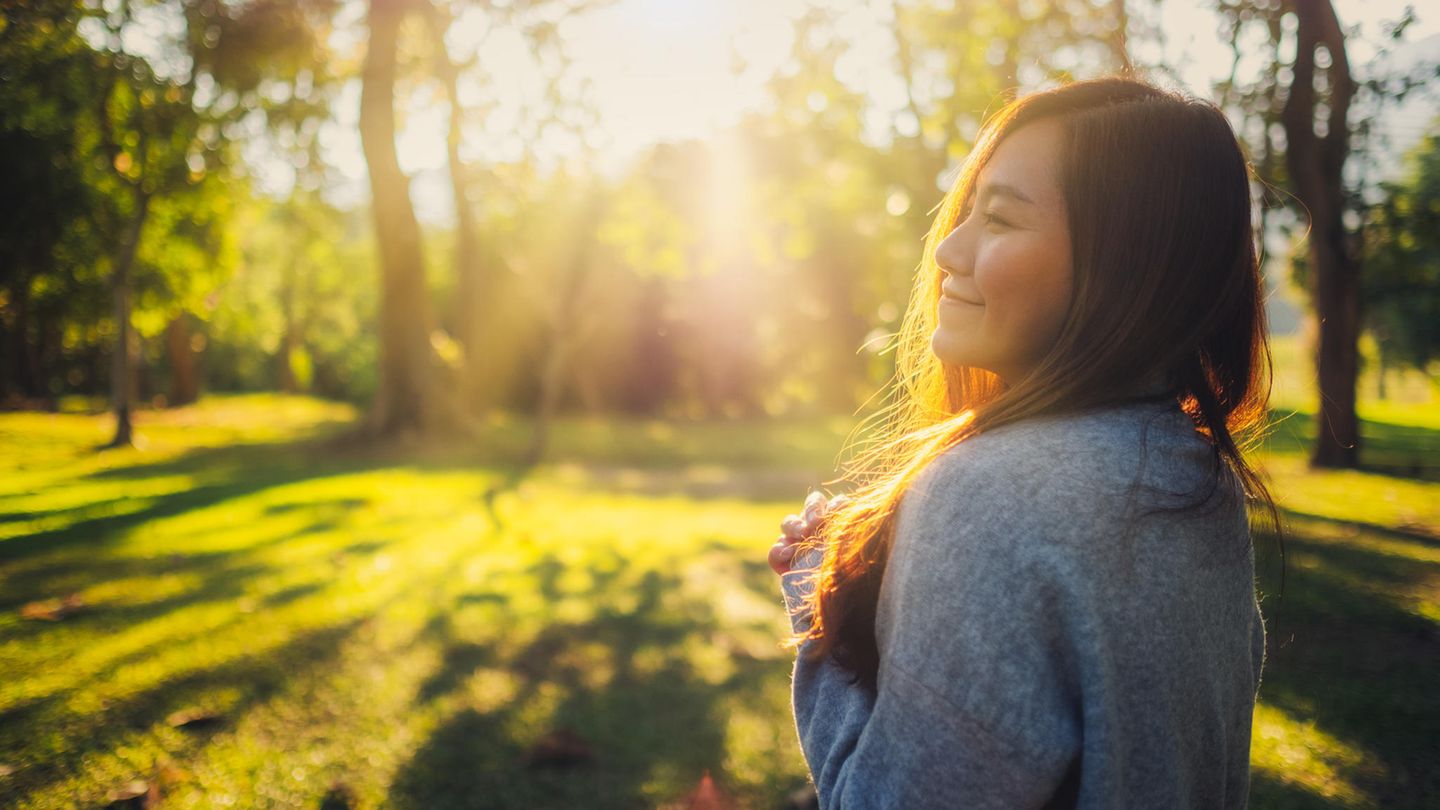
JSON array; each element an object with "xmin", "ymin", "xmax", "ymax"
[
  {"xmin": 419, "ymin": 0, "xmax": 614, "ymax": 414},
  {"xmin": 1283, "ymin": 0, "xmax": 1361, "ymax": 468},
  {"xmin": 205, "ymin": 190, "xmax": 378, "ymax": 401},
  {"xmin": 1212, "ymin": 0, "xmax": 1435, "ymax": 468},
  {"xmin": 360, "ymin": 0, "xmax": 448, "ymax": 435},
  {"xmin": 0, "ymin": 2, "xmax": 110, "ymax": 407},
  {"xmin": 421, "ymin": 0, "xmax": 494, "ymax": 412},
  {"xmin": 1363, "ymin": 128, "xmax": 1440, "ymax": 382},
  {"xmin": 64, "ymin": 0, "xmax": 334, "ymax": 445}
]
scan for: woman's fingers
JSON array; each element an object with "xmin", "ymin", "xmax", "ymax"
[
  {"xmin": 781, "ymin": 514, "xmax": 808, "ymax": 542},
  {"xmin": 802, "ymin": 491, "xmax": 828, "ymax": 526},
  {"xmin": 769, "ymin": 537, "xmax": 799, "ymax": 575},
  {"xmin": 773, "ymin": 493, "xmax": 851, "ymax": 576},
  {"xmin": 802, "ymin": 492, "xmax": 851, "ymax": 535}
]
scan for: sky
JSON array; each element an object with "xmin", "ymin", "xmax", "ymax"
[{"xmin": 264, "ymin": 0, "xmax": 1438, "ymax": 226}]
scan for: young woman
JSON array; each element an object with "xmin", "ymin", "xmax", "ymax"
[{"xmin": 767, "ymin": 76, "xmax": 1281, "ymax": 808}]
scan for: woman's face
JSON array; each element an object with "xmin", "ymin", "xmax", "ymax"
[{"xmin": 930, "ymin": 118, "xmax": 1074, "ymax": 384}]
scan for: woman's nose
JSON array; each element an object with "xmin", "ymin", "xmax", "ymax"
[{"xmin": 934, "ymin": 223, "xmax": 970, "ymax": 277}]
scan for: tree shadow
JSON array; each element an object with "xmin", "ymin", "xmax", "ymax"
[
  {"xmin": 1249, "ymin": 772, "xmax": 1339, "ymax": 810},
  {"xmin": 1277, "ymin": 506, "xmax": 1439, "ymax": 548},
  {"xmin": 0, "ymin": 464, "xmax": 362, "ymax": 565},
  {"xmin": 386, "ymin": 552, "xmax": 797, "ymax": 809},
  {"xmin": 0, "ymin": 616, "xmax": 370, "ymax": 802},
  {"xmin": 1263, "ymin": 408, "xmax": 1440, "ymax": 483},
  {"xmin": 1251, "ymin": 511, "xmax": 1440, "ymax": 807},
  {"xmin": 0, "ymin": 512, "xmax": 359, "ymax": 614},
  {"xmin": 532, "ymin": 464, "xmax": 829, "ymax": 503}
]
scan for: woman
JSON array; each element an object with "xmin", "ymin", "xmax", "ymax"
[{"xmin": 767, "ymin": 76, "xmax": 1282, "ymax": 808}]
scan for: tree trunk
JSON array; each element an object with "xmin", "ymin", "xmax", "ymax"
[
  {"xmin": 524, "ymin": 329, "xmax": 568, "ymax": 467},
  {"xmin": 428, "ymin": 8, "xmax": 487, "ymax": 411},
  {"xmin": 278, "ymin": 253, "xmax": 300, "ymax": 393},
  {"xmin": 525, "ymin": 188, "xmax": 604, "ymax": 465},
  {"xmin": 619, "ymin": 278, "xmax": 677, "ymax": 415},
  {"xmin": 108, "ymin": 192, "xmax": 150, "ymax": 448},
  {"xmin": 1308, "ymin": 215, "xmax": 1361, "ymax": 467},
  {"xmin": 0, "ymin": 280, "xmax": 39, "ymax": 403},
  {"xmin": 166, "ymin": 313, "xmax": 199, "ymax": 406},
  {"xmin": 1282, "ymin": 0, "xmax": 1360, "ymax": 469},
  {"xmin": 360, "ymin": 0, "xmax": 438, "ymax": 436}
]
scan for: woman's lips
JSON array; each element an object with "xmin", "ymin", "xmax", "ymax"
[{"xmin": 940, "ymin": 291, "xmax": 983, "ymax": 306}]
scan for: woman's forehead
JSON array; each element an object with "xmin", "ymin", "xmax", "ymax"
[{"xmin": 975, "ymin": 120, "xmax": 1066, "ymax": 208}]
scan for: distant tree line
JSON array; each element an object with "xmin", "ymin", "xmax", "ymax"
[{"xmin": 1, "ymin": 0, "xmax": 1435, "ymax": 468}]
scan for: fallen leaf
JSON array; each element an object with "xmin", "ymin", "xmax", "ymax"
[
  {"xmin": 165, "ymin": 707, "xmax": 224, "ymax": 731},
  {"xmin": 20, "ymin": 593, "xmax": 85, "ymax": 621},
  {"xmin": 682, "ymin": 769, "xmax": 737, "ymax": 810},
  {"xmin": 104, "ymin": 779, "xmax": 154, "ymax": 808}
]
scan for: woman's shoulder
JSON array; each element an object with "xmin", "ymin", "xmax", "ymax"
[
  {"xmin": 903, "ymin": 400, "xmax": 1224, "ymax": 545},
  {"xmin": 925, "ymin": 400, "xmax": 1201, "ymax": 489}
]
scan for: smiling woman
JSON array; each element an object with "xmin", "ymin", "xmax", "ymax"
[
  {"xmin": 771, "ymin": 76, "xmax": 1284, "ymax": 809},
  {"xmin": 931, "ymin": 118, "xmax": 1075, "ymax": 385}
]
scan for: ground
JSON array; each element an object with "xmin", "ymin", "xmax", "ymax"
[{"xmin": 0, "ymin": 384, "xmax": 1435, "ymax": 808}]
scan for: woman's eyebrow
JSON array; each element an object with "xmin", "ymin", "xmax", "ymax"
[{"xmin": 976, "ymin": 182, "xmax": 1035, "ymax": 205}]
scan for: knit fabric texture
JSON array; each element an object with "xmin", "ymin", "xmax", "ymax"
[{"xmin": 779, "ymin": 398, "xmax": 1267, "ymax": 809}]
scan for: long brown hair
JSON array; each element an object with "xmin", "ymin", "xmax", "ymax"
[{"xmin": 782, "ymin": 76, "xmax": 1284, "ymax": 695}]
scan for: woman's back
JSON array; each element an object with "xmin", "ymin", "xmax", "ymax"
[{"xmin": 783, "ymin": 397, "xmax": 1266, "ymax": 808}]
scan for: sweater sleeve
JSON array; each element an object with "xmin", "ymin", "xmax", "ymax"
[{"xmin": 778, "ymin": 450, "xmax": 1087, "ymax": 809}]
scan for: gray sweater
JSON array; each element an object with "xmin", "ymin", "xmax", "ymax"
[{"xmin": 780, "ymin": 398, "xmax": 1266, "ymax": 809}]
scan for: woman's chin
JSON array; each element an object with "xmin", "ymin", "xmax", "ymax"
[{"xmin": 929, "ymin": 328, "xmax": 973, "ymax": 367}]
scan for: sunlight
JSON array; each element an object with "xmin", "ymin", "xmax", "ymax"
[
  {"xmin": 8, "ymin": 1, "xmax": 1440, "ymax": 804},
  {"xmin": 1250, "ymin": 703, "xmax": 1384, "ymax": 805},
  {"xmin": 704, "ymin": 129, "xmax": 754, "ymax": 262}
]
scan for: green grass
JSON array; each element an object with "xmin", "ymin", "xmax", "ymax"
[
  {"xmin": 0, "ymin": 397, "xmax": 853, "ymax": 809},
  {"xmin": 1244, "ymin": 389, "xmax": 1440, "ymax": 808},
  {"xmin": 0, "ymin": 386, "xmax": 1436, "ymax": 808}
]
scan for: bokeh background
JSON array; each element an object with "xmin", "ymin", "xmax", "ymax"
[{"xmin": 1, "ymin": 0, "xmax": 1437, "ymax": 807}]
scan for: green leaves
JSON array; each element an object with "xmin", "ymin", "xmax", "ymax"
[{"xmin": 1363, "ymin": 129, "xmax": 1440, "ymax": 374}]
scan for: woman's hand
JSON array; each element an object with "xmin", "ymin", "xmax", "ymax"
[{"xmin": 768, "ymin": 491, "xmax": 851, "ymax": 575}]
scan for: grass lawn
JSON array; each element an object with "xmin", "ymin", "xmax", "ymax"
[{"xmin": 0, "ymin": 380, "xmax": 1436, "ymax": 808}]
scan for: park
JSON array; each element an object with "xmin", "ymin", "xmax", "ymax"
[{"xmin": 2, "ymin": 1, "xmax": 1438, "ymax": 808}]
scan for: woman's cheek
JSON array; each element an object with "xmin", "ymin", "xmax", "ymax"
[{"xmin": 973, "ymin": 242, "xmax": 1030, "ymax": 303}]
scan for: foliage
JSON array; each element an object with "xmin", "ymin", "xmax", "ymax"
[
  {"xmin": 1362, "ymin": 129, "xmax": 1440, "ymax": 375},
  {"xmin": 205, "ymin": 192, "xmax": 379, "ymax": 401},
  {"xmin": 0, "ymin": 3, "xmax": 114, "ymax": 401},
  {"xmin": 0, "ymin": 0, "xmax": 337, "ymax": 409},
  {"xmin": 2, "ymin": 0, "xmax": 1435, "ymax": 426}
]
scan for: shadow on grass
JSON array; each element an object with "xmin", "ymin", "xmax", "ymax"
[
  {"xmin": 387, "ymin": 552, "xmax": 798, "ymax": 810},
  {"xmin": 1263, "ymin": 408, "xmax": 1440, "ymax": 482},
  {"xmin": 1249, "ymin": 774, "xmax": 1343, "ymax": 810},
  {"xmin": 0, "ymin": 617, "xmax": 370, "ymax": 802},
  {"xmin": 531, "ymin": 465, "xmax": 830, "ymax": 503},
  {"xmin": 0, "ymin": 512, "xmax": 363, "ymax": 615},
  {"xmin": 1251, "ymin": 510, "xmax": 1440, "ymax": 808},
  {"xmin": 1277, "ymin": 507, "xmax": 1439, "ymax": 548},
  {"xmin": 0, "ymin": 440, "xmax": 363, "ymax": 565},
  {"xmin": 6, "ymin": 407, "xmax": 1433, "ymax": 807}
]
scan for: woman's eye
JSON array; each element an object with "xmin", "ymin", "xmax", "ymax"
[{"xmin": 983, "ymin": 211, "xmax": 1009, "ymax": 229}]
